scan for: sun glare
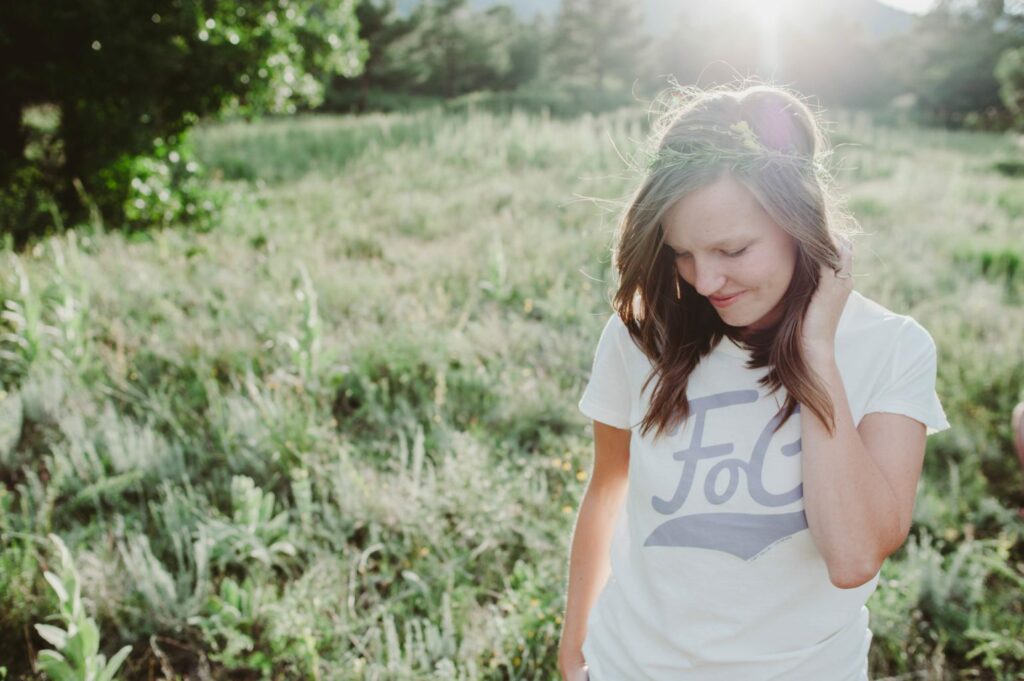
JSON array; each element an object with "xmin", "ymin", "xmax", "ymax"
[
  {"xmin": 738, "ymin": 0, "xmax": 797, "ymax": 25},
  {"xmin": 733, "ymin": 0, "xmax": 805, "ymax": 77}
]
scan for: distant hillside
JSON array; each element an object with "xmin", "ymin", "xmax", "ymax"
[{"xmin": 393, "ymin": 0, "xmax": 915, "ymax": 38}]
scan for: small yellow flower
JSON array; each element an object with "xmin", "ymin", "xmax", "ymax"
[
  {"xmin": 561, "ymin": 461, "xmax": 571, "ymax": 471},
  {"xmin": 576, "ymin": 470, "xmax": 587, "ymax": 481},
  {"xmin": 562, "ymin": 505, "xmax": 573, "ymax": 514},
  {"xmin": 523, "ymin": 298, "xmax": 533, "ymax": 313},
  {"xmin": 729, "ymin": 120, "xmax": 762, "ymax": 152},
  {"xmin": 419, "ymin": 546, "xmax": 429, "ymax": 557}
]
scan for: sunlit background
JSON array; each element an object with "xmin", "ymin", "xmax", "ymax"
[{"xmin": 1, "ymin": 1, "xmax": 1023, "ymax": 680}]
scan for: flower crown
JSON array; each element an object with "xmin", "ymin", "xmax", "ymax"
[{"xmin": 644, "ymin": 120, "xmax": 823, "ymax": 175}]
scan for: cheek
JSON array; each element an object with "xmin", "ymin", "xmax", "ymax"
[
  {"xmin": 747, "ymin": 259, "xmax": 776, "ymax": 283},
  {"xmin": 675, "ymin": 261, "xmax": 692, "ymax": 285},
  {"xmin": 750, "ymin": 253, "xmax": 795, "ymax": 292},
  {"xmin": 723, "ymin": 264, "xmax": 763, "ymax": 297}
]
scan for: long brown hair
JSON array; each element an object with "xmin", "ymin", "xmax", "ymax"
[{"xmin": 610, "ymin": 80, "xmax": 859, "ymax": 442}]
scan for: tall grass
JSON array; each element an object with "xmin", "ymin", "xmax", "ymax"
[{"xmin": 0, "ymin": 103, "xmax": 1021, "ymax": 679}]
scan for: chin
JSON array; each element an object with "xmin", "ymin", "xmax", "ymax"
[{"xmin": 722, "ymin": 306, "xmax": 771, "ymax": 331}]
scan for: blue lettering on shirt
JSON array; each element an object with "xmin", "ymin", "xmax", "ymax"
[{"xmin": 644, "ymin": 390, "xmax": 808, "ymax": 560}]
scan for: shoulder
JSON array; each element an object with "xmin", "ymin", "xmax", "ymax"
[
  {"xmin": 597, "ymin": 310, "xmax": 631, "ymax": 344},
  {"xmin": 594, "ymin": 310, "xmax": 650, "ymax": 366},
  {"xmin": 839, "ymin": 291, "xmax": 937, "ymax": 357},
  {"xmin": 587, "ymin": 310, "xmax": 631, "ymax": 358},
  {"xmin": 840, "ymin": 290, "xmax": 932, "ymax": 339}
]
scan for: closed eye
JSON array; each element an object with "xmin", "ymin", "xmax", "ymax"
[{"xmin": 671, "ymin": 247, "xmax": 747, "ymax": 258}]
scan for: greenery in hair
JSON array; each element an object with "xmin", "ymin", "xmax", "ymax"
[{"xmin": 644, "ymin": 120, "xmax": 826, "ymax": 176}]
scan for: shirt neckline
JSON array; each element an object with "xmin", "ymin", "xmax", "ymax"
[{"xmin": 715, "ymin": 335, "xmax": 750, "ymax": 358}]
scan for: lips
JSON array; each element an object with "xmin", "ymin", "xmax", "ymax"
[
  {"xmin": 709, "ymin": 291, "xmax": 745, "ymax": 308},
  {"xmin": 710, "ymin": 292, "xmax": 744, "ymax": 302}
]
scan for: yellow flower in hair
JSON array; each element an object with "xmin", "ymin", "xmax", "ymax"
[{"xmin": 729, "ymin": 120, "xmax": 762, "ymax": 152}]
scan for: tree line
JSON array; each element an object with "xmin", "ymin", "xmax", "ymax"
[
  {"xmin": 1, "ymin": 0, "xmax": 1023, "ymax": 247},
  {"xmin": 334, "ymin": 0, "xmax": 1024, "ymax": 128}
]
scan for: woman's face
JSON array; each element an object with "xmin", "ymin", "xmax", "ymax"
[{"xmin": 662, "ymin": 173, "xmax": 799, "ymax": 334}]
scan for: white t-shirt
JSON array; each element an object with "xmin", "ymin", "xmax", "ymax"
[{"xmin": 577, "ymin": 289, "xmax": 951, "ymax": 681}]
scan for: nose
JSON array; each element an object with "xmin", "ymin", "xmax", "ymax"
[{"xmin": 682, "ymin": 258, "xmax": 727, "ymax": 297}]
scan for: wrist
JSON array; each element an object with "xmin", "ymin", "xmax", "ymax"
[
  {"xmin": 558, "ymin": 644, "xmax": 585, "ymax": 666},
  {"xmin": 801, "ymin": 340, "xmax": 835, "ymax": 363}
]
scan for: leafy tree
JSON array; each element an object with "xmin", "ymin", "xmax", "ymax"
[
  {"xmin": 994, "ymin": 2, "xmax": 1024, "ymax": 128},
  {"xmin": 886, "ymin": 0, "xmax": 1024, "ymax": 127},
  {"xmin": 323, "ymin": 0, "xmax": 419, "ymax": 113},
  {"xmin": 385, "ymin": 0, "xmax": 523, "ymax": 98},
  {"xmin": 996, "ymin": 45, "xmax": 1024, "ymax": 127},
  {"xmin": 326, "ymin": 0, "xmax": 544, "ymax": 110},
  {"xmin": 550, "ymin": 0, "xmax": 649, "ymax": 94},
  {"xmin": 480, "ymin": 5, "xmax": 544, "ymax": 91},
  {"xmin": 0, "ymin": 0, "xmax": 366, "ymax": 245}
]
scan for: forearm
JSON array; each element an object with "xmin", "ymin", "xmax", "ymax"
[
  {"xmin": 801, "ymin": 346, "xmax": 902, "ymax": 587},
  {"xmin": 558, "ymin": 484, "xmax": 625, "ymax": 663}
]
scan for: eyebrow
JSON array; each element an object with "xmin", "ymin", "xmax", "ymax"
[{"xmin": 665, "ymin": 237, "xmax": 747, "ymax": 253}]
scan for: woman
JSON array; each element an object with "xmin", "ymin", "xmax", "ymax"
[{"xmin": 558, "ymin": 82, "xmax": 951, "ymax": 681}]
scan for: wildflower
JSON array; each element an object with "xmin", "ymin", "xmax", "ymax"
[{"xmin": 729, "ymin": 120, "xmax": 763, "ymax": 152}]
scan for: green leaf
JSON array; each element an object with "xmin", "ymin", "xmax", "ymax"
[
  {"xmin": 79, "ymin": 618, "xmax": 100, "ymax": 658},
  {"xmin": 63, "ymin": 624, "xmax": 86, "ymax": 668},
  {"xmin": 43, "ymin": 571, "xmax": 69, "ymax": 604},
  {"xmin": 259, "ymin": 492, "xmax": 275, "ymax": 521},
  {"xmin": 268, "ymin": 540, "xmax": 296, "ymax": 557},
  {"xmin": 35, "ymin": 650, "xmax": 75, "ymax": 681},
  {"xmin": 97, "ymin": 645, "xmax": 133, "ymax": 681},
  {"xmin": 33, "ymin": 624, "xmax": 68, "ymax": 649}
]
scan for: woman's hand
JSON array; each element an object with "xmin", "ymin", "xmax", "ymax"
[{"xmin": 802, "ymin": 233, "xmax": 854, "ymax": 356}]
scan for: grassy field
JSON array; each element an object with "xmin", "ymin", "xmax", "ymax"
[{"xmin": 1, "ymin": 103, "xmax": 1022, "ymax": 680}]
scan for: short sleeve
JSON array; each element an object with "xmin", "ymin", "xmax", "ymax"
[
  {"xmin": 578, "ymin": 313, "xmax": 632, "ymax": 429},
  {"xmin": 862, "ymin": 319, "xmax": 951, "ymax": 436}
]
